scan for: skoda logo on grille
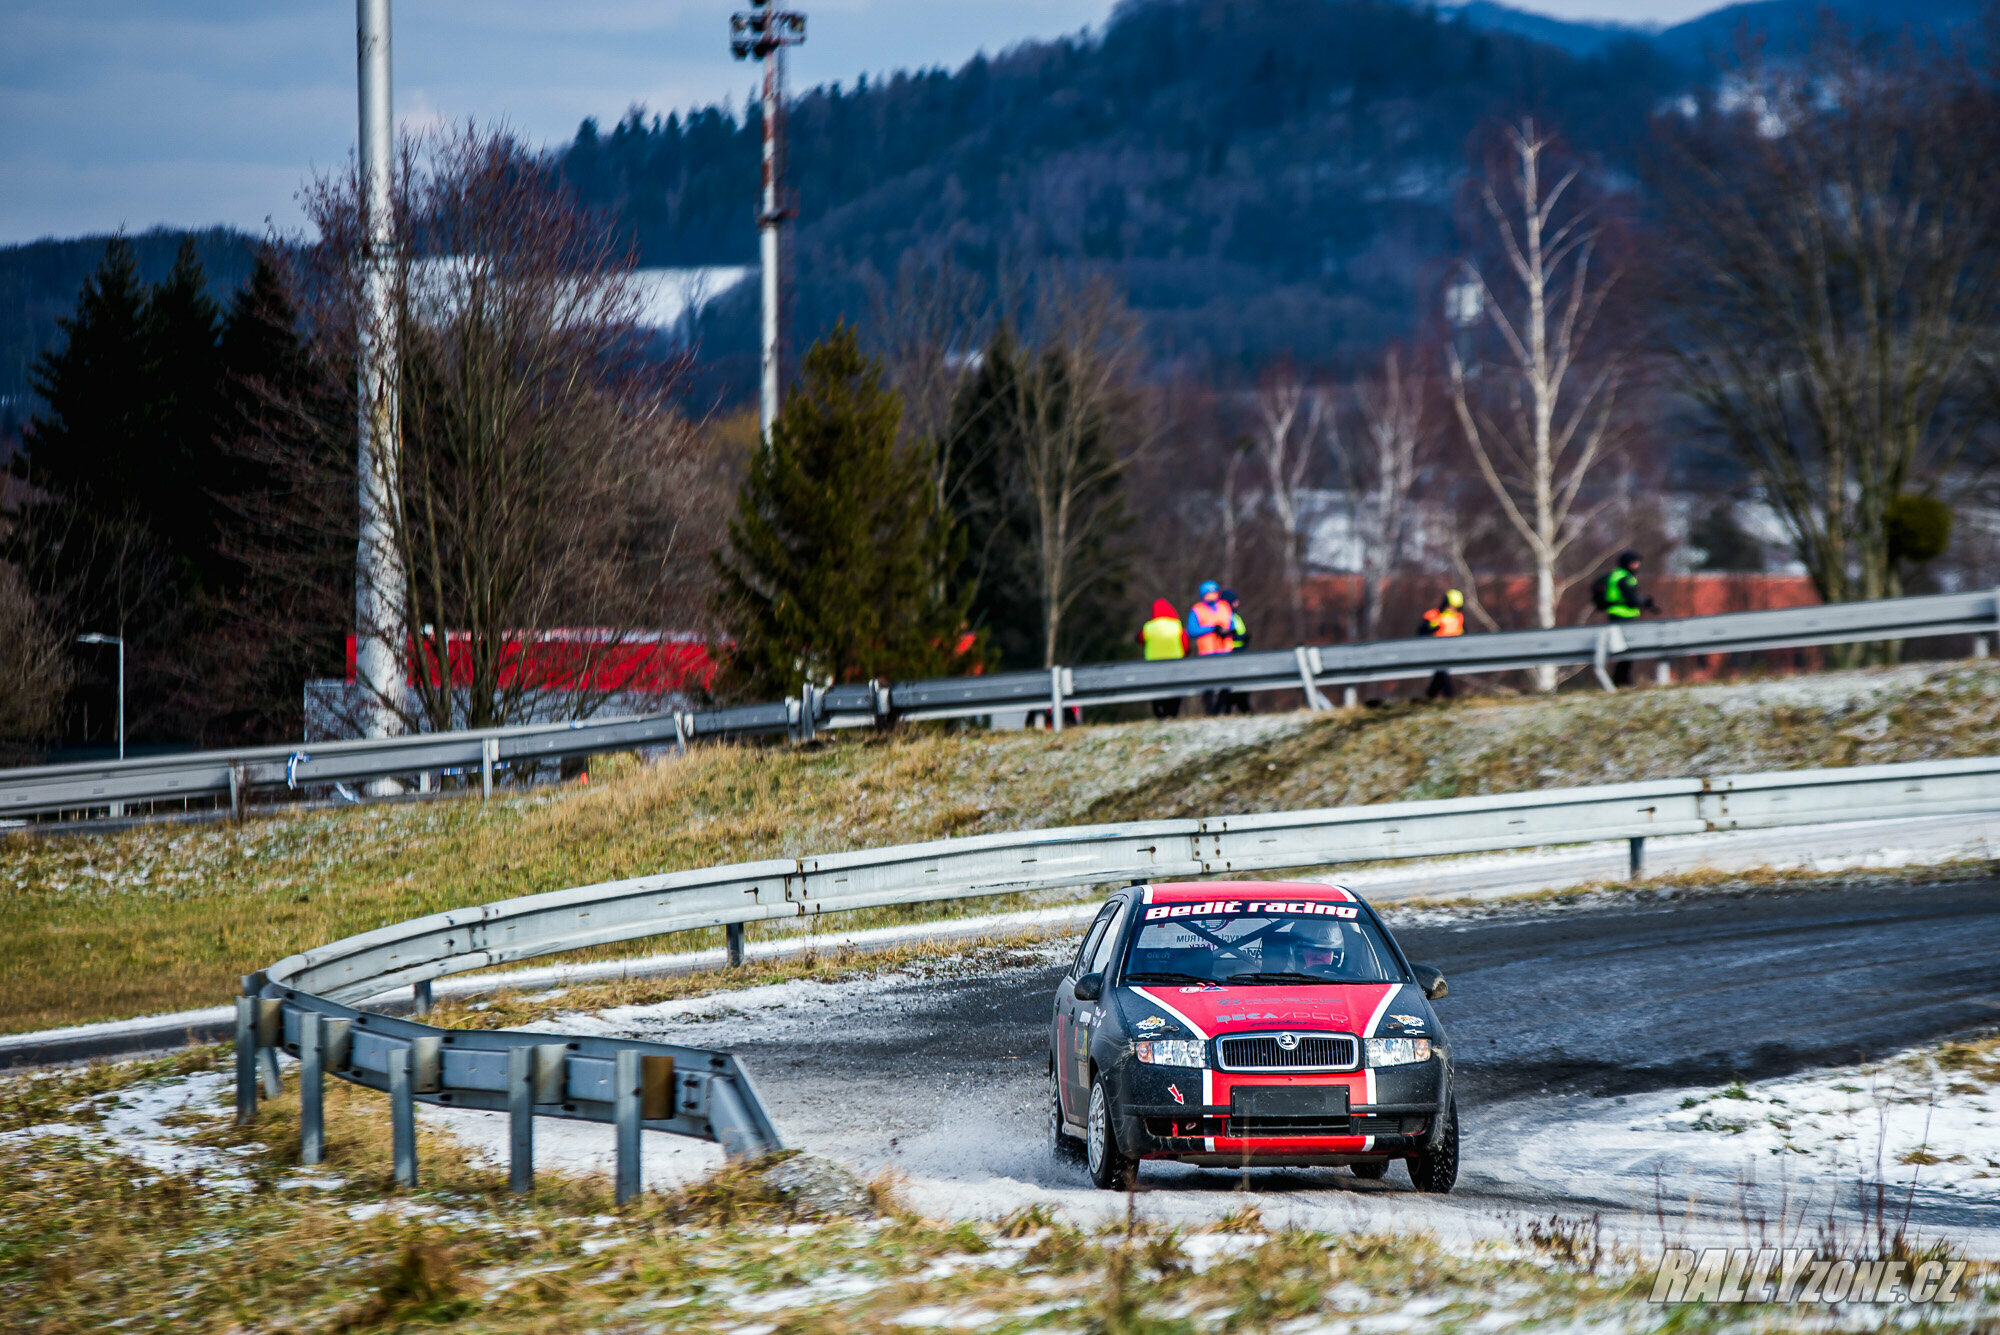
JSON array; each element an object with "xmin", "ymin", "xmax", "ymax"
[{"xmin": 1276, "ymin": 1033, "xmax": 1299, "ymax": 1051}]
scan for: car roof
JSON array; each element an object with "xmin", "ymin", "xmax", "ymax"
[{"xmin": 1137, "ymin": 880, "xmax": 1357, "ymax": 904}]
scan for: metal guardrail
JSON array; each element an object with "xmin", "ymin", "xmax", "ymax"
[
  {"xmin": 237, "ymin": 750, "xmax": 2000, "ymax": 1202},
  {"xmin": 12, "ymin": 588, "xmax": 1999, "ymax": 821}
]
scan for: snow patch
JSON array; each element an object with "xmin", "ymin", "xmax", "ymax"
[{"xmin": 0, "ymin": 1071, "xmax": 247, "ymax": 1187}]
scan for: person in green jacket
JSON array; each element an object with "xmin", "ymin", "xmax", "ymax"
[{"xmin": 1599, "ymin": 551, "xmax": 1659, "ymax": 686}]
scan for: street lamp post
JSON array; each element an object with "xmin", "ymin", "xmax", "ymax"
[
  {"xmin": 730, "ymin": 0, "xmax": 807, "ymax": 440},
  {"xmin": 77, "ymin": 633, "xmax": 124, "ymax": 761}
]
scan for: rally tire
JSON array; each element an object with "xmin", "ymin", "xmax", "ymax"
[
  {"xmin": 1050, "ymin": 1062, "xmax": 1083, "ymax": 1164},
  {"xmin": 1407, "ymin": 1097, "xmax": 1459, "ymax": 1194},
  {"xmin": 1085, "ymin": 1074, "xmax": 1136, "ymax": 1191},
  {"xmin": 1349, "ymin": 1159, "xmax": 1389, "ymax": 1180}
]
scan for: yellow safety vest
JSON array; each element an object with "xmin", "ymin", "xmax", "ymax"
[{"xmin": 1142, "ymin": 616, "xmax": 1185, "ymax": 660}]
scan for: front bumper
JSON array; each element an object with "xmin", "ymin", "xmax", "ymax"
[
  {"xmin": 1125, "ymin": 1100, "xmax": 1437, "ymax": 1156},
  {"xmin": 1111, "ymin": 1052, "xmax": 1449, "ymax": 1160}
]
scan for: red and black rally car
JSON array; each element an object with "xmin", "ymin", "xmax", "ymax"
[{"xmin": 1049, "ymin": 880, "xmax": 1456, "ymax": 1191}]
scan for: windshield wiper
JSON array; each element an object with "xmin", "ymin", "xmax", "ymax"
[
  {"xmin": 1224, "ymin": 971, "xmax": 1337, "ymax": 986},
  {"xmin": 1122, "ymin": 971, "xmax": 1218, "ymax": 987}
]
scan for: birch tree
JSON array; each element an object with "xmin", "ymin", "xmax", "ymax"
[
  {"xmin": 1344, "ymin": 347, "xmax": 1428, "ymax": 640},
  {"xmin": 1447, "ymin": 118, "xmax": 1626, "ymax": 690},
  {"xmin": 1251, "ymin": 366, "xmax": 1327, "ymax": 644}
]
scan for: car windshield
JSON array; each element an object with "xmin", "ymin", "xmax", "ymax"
[{"xmin": 1121, "ymin": 901, "xmax": 1402, "ymax": 986}]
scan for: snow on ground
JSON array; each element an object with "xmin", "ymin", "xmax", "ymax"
[
  {"xmin": 0, "ymin": 1070, "xmax": 252, "ymax": 1186},
  {"xmin": 1472, "ymin": 1042, "xmax": 2000, "ymax": 1256},
  {"xmin": 1651, "ymin": 1048, "xmax": 2000, "ymax": 1199}
]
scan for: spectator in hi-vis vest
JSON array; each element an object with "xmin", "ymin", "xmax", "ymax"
[
  {"xmin": 1187, "ymin": 580, "xmax": 1235, "ymax": 715},
  {"xmin": 1592, "ymin": 551, "xmax": 1659, "ymax": 686},
  {"xmin": 1419, "ymin": 589, "xmax": 1466, "ymax": 700},
  {"xmin": 1137, "ymin": 598, "xmax": 1191, "ymax": 718}
]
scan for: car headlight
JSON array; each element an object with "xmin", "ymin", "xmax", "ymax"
[
  {"xmin": 1133, "ymin": 1039, "xmax": 1206, "ymax": 1068},
  {"xmin": 1365, "ymin": 1037, "xmax": 1433, "ymax": 1067}
]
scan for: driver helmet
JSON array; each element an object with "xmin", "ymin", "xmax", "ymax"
[{"xmin": 1289, "ymin": 918, "xmax": 1347, "ymax": 973}]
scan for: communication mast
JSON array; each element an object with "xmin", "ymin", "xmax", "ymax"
[{"xmin": 730, "ymin": 0, "xmax": 806, "ymax": 440}]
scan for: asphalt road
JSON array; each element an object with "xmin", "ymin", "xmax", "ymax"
[
  {"xmin": 436, "ymin": 874, "xmax": 2000, "ymax": 1245},
  {"xmin": 722, "ymin": 877, "xmax": 2000, "ymax": 1110}
]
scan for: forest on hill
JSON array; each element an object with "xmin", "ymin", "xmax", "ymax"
[{"xmin": 564, "ymin": 0, "xmax": 1681, "ymax": 382}]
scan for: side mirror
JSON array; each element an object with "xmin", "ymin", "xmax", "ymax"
[
  {"xmin": 1411, "ymin": 964, "xmax": 1448, "ymax": 1000},
  {"xmin": 1073, "ymin": 972, "xmax": 1104, "ymax": 1002}
]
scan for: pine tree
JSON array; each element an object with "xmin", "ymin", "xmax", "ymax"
[
  {"xmin": 142, "ymin": 238, "xmax": 228, "ymax": 590},
  {"xmin": 18, "ymin": 238, "xmax": 152, "ymax": 513},
  {"xmin": 713, "ymin": 324, "xmax": 971, "ymax": 698},
  {"xmin": 11, "ymin": 237, "xmax": 236, "ymax": 744}
]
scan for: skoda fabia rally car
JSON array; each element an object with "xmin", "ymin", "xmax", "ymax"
[{"xmin": 1049, "ymin": 881, "xmax": 1456, "ymax": 1191}]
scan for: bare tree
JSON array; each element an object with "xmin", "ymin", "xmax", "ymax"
[
  {"xmin": 282, "ymin": 127, "xmax": 701, "ymax": 732},
  {"xmin": 1655, "ymin": 41, "xmax": 2000, "ymax": 607},
  {"xmin": 0, "ymin": 561, "xmax": 73, "ymax": 747},
  {"xmin": 1343, "ymin": 346, "xmax": 1429, "ymax": 640},
  {"xmin": 1012, "ymin": 273, "xmax": 1146, "ymax": 667},
  {"xmin": 1219, "ymin": 439, "xmax": 1252, "ymax": 591},
  {"xmin": 865, "ymin": 251, "xmax": 992, "ymax": 512},
  {"xmin": 1251, "ymin": 365, "xmax": 1327, "ymax": 643},
  {"xmin": 1448, "ymin": 118, "xmax": 1627, "ymax": 689}
]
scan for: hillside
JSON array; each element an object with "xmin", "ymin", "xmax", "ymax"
[
  {"xmin": 569, "ymin": 0, "xmax": 1979, "ymax": 389},
  {"xmin": 578, "ymin": 0, "xmax": 1677, "ymax": 381},
  {"xmin": 6, "ymin": 659, "xmax": 2000, "ymax": 1034}
]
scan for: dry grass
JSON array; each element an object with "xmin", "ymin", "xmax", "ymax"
[
  {"xmin": 2, "ymin": 1051, "xmax": 1995, "ymax": 1333},
  {"xmin": 8, "ymin": 660, "xmax": 2000, "ymax": 1035}
]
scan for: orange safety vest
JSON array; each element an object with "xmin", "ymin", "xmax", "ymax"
[
  {"xmin": 1190, "ymin": 598, "xmax": 1233, "ymax": 655},
  {"xmin": 1424, "ymin": 607, "xmax": 1465, "ymax": 638}
]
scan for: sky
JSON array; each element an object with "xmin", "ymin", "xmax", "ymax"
[{"xmin": 0, "ymin": 0, "xmax": 1728, "ymax": 245}]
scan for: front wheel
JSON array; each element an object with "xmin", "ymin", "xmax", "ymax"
[
  {"xmin": 1407, "ymin": 1096, "xmax": 1459, "ymax": 1194},
  {"xmin": 1085, "ymin": 1074, "xmax": 1137, "ymax": 1190},
  {"xmin": 1050, "ymin": 1062, "xmax": 1083, "ymax": 1163}
]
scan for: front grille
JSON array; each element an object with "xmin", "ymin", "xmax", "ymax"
[{"xmin": 1216, "ymin": 1032, "xmax": 1357, "ymax": 1071}]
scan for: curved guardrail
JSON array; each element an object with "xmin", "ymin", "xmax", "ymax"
[{"xmin": 234, "ymin": 750, "xmax": 2000, "ymax": 1202}]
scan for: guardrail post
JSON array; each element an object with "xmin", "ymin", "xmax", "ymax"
[
  {"xmin": 1654, "ymin": 661, "xmax": 1672, "ymax": 686},
  {"xmin": 1342, "ymin": 686, "xmax": 1358, "ymax": 710},
  {"xmin": 390, "ymin": 1046, "xmax": 417, "ymax": 1188},
  {"xmin": 672, "ymin": 712, "xmax": 687, "ymax": 756},
  {"xmin": 412, "ymin": 978, "xmax": 432, "ymax": 1017},
  {"xmin": 1048, "ymin": 667, "xmax": 1064, "ymax": 733},
  {"xmin": 256, "ymin": 999, "xmax": 283, "ymax": 1098},
  {"xmin": 1293, "ymin": 646, "xmax": 1329, "ymax": 710},
  {"xmin": 1975, "ymin": 636, "xmax": 1990, "ymax": 660},
  {"xmin": 725, "ymin": 922, "xmax": 746, "ymax": 968},
  {"xmin": 229, "ymin": 763, "xmax": 245, "ymax": 821},
  {"xmin": 299, "ymin": 1012, "xmax": 324, "ymax": 1165},
  {"xmin": 508, "ymin": 1045, "xmax": 534, "ymax": 1194},
  {"xmin": 233, "ymin": 996, "xmax": 257, "ymax": 1126},
  {"xmin": 1628, "ymin": 836, "xmax": 1647, "ymax": 880},
  {"xmin": 614, "ymin": 1049, "xmax": 642, "ymax": 1205},
  {"xmin": 799, "ymin": 685, "xmax": 817, "ymax": 743},
  {"xmin": 481, "ymin": 737, "xmax": 497, "ymax": 798},
  {"xmin": 706, "ymin": 1075, "xmax": 763, "ymax": 1161}
]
